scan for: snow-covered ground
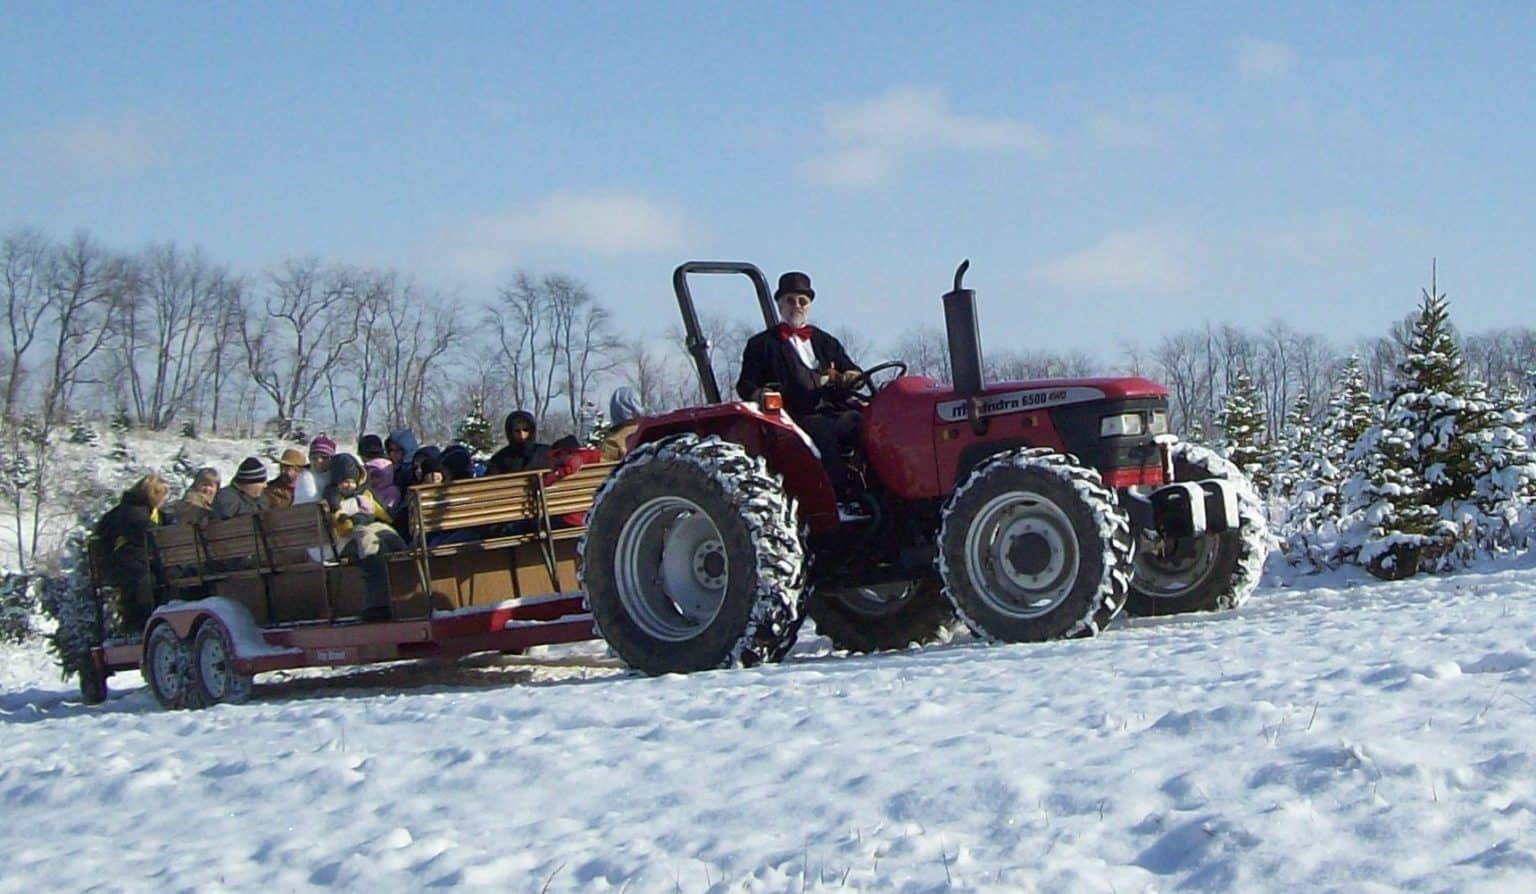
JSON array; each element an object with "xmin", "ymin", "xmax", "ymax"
[{"xmin": 3, "ymin": 555, "xmax": 1535, "ymax": 892}]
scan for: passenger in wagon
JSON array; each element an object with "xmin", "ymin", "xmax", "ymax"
[
  {"xmin": 386, "ymin": 428, "xmax": 420, "ymax": 498},
  {"xmin": 324, "ymin": 453, "xmax": 407, "ymax": 623},
  {"xmin": 94, "ymin": 474, "xmax": 172, "ymax": 634},
  {"xmin": 486, "ymin": 410, "xmax": 552, "ymax": 475},
  {"xmin": 212, "ymin": 457, "xmax": 268, "ymax": 519},
  {"xmin": 295, "ymin": 435, "xmax": 337, "ymax": 504},
  {"xmin": 600, "ymin": 386, "xmax": 644, "ymax": 461},
  {"xmin": 358, "ymin": 434, "xmax": 400, "ymax": 511},
  {"xmin": 262, "ymin": 448, "xmax": 309, "ymax": 509},
  {"xmin": 167, "ymin": 467, "xmax": 220, "ymax": 526},
  {"xmin": 440, "ymin": 443, "xmax": 476, "ymax": 482}
]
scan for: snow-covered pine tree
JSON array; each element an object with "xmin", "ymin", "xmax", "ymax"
[
  {"xmin": 1270, "ymin": 390, "xmax": 1315, "ymax": 502},
  {"xmin": 1288, "ymin": 356, "xmax": 1381, "ymax": 568},
  {"xmin": 1215, "ymin": 369, "xmax": 1271, "ymax": 492},
  {"xmin": 456, "ymin": 399, "xmax": 495, "ymax": 454},
  {"xmin": 1343, "ymin": 271, "xmax": 1478, "ymax": 577},
  {"xmin": 1464, "ymin": 380, "xmax": 1536, "ymax": 553}
]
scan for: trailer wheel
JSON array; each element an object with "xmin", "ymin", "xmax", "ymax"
[
  {"xmin": 192, "ymin": 619, "xmax": 253, "ymax": 706},
  {"xmin": 1126, "ymin": 442, "xmax": 1269, "ymax": 615},
  {"xmin": 581, "ymin": 434, "xmax": 805, "ymax": 675},
  {"xmin": 142, "ymin": 624, "xmax": 198, "ymax": 710},
  {"xmin": 807, "ymin": 575, "xmax": 954, "ymax": 653},
  {"xmin": 939, "ymin": 449, "xmax": 1132, "ymax": 642},
  {"xmin": 78, "ymin": 656, "xmax": 107, "ymax": 706}
]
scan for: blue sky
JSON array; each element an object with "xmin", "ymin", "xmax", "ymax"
[{"xmin": 4, "ymin": 2, "xmax": 1534, "ymax": 358}]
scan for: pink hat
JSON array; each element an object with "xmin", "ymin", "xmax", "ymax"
[{"xmin": 309, "ymin": 435, "xmax": 337, "ymax": 458}]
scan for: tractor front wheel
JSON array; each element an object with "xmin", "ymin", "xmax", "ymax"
[
  {"xmin": 938, "ymin": 449, "xmax": 1132, "ymax": 643},
  {"xmin": 581, "ymin": 435, "xmax": 805, "ymax": 675},
  {"xmin": 1125, "ymin": 442, "xmax": 1268, "ymax": 615}
]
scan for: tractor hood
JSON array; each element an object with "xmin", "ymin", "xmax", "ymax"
[{"xmin": 929, "ymin": 376, "xmax": 1167, "ymax": 423}]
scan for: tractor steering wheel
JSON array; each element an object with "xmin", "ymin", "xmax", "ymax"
[{"xmin": 844, "ymin": 361, "xmax": 909, "ymax": 398}]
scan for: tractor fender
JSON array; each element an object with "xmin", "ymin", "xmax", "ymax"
[{"xmin": 632, "ymin": 402, "xmax": 841, "ymax": 533}]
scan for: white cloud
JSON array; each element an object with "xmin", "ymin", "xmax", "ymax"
[
  {"xmin": 802, "ymin": 87, "xmax": 1045, "ymax": 187},
  {"xmin": 1042, "ymin": 230, "xmax": 1194, "ymax": 294},
  {"xmin": 1089, "ymin": 95, "xmax": 1220, "ymax": 149},
  {"xmin": 441, "ymin": 191, "xmax": 698, "ymax": 283},
  {"xmin": 1233, "ymin": 38, "xmax": 1298, "ymax": 81},
  {"xmin": 15, "ymin": 113, "xmax": 172, "ymax": 176}
]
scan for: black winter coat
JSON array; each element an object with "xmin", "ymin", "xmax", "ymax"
[
  {"xmin": 486, "ymin": 441, "xmax": 552, "ymax": 475},
  {"xmin": 736, "ymin": 326, "xmax": 858, "ymax": 420},
  {"xmin": 96, "ymin": 490, "xmax": 161, "ymax": 579}
]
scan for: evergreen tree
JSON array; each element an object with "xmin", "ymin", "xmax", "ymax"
[
  {"xmin": 1288, "ymin": 357, "xmax": 1381, "ymax": 569},
  {"xmin": 1270, "ymin": 390, "xmax": 1315, "ymax": 502},
  {"xmin": 1215, "ymin": 369, "xmax": 1271, "ymax": 492},
  {"xmin": 1341, "ymin": 272, "xmax": 1483, "ymax": 576},
  {"xmin": 456, "ymin": 399, "xmax": 495, "ymax": 454},
  {"xmin": 1464, "ymin": 380, "xmax": 1536, "ymax": 552}
]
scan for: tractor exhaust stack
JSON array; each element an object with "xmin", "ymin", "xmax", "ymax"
[{"xmin": 943, "ymin": 259, "xmax": 985, "ymax": 399}]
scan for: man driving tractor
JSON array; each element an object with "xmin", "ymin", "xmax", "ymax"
[{"xmin": 735, "ymin": 271, "xmax": 863, "ymax": 502}]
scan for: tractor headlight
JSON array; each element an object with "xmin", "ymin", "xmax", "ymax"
[
  {"xmin": 1148, "ymin": 410, "xmax": 1169, "ymax": 434},
  {"xmin": 1100, "ymin": 412, "xmax": 1145, "ymax": 437}
]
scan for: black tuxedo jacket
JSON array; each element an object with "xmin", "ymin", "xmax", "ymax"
[{"xmin": 735, "ymin": 327, "xmax": 858, "ymax": 419}]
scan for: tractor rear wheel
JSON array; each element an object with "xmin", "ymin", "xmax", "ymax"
[
  {"xmin": 807, "ymin": 575, "xmax": 953, "ymax": 653},
  {"xmin": 1125, "ymin": 442, "xmax": 1268, "ymax": 615},
  {"xmin": 938, "ymin": 449, "xmax": 1132, "ymax": 643},
  {"xmin": 581, "ymin": 435, "xmax": 805, "ymax": 675}
]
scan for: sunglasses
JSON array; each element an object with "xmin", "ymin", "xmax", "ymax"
[{"xmin": 778, "ymin": 294, "xmax": 812, "ymax": 307}]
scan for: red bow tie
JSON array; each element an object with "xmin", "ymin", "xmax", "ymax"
[{"xmin": 778, "ymin": 323, "xmax": 812, "ymax": 342}]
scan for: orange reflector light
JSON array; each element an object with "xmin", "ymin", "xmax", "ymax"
[{"xmin": 761, "ymin": 391, "xmax": 784, "ymax": 412}]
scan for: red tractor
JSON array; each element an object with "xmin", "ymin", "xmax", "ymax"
[{"xmin": 580, "ymin": 261, "xmax": 1268, "ymax": 674}]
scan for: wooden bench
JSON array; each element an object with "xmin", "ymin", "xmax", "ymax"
[
  {"xmin": 407, "ymin": 461, "xmax": 617, "ymax": 609},
  {"xmin": 145, "ymin": 458, "xmax": 619, "ymax": 621}
]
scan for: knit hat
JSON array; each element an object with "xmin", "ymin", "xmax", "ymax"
[
  {"xmin": 234, "ymin": 457, "xmax": 267, "ymax": 485},
  {"xmin": 330, "ymin": 453, "xmax": 365, "ymax": 485},
  {"xmin": 309, "ymin": 435, "xmax": 337, "ymax": 459},
  {"xmin": 279, "ymin": 447, "xmax": 309, "ymax": 468},
  {"xmin": 608, "ymin": 386, "xmax": 644, "ymax": 425},
  {"xmin": 358, "ymin": 434, "xmax": 387, "ymax": 460}
]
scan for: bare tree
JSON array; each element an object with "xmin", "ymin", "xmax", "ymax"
[
  {"xmin": 111, "ymin": 243, "xmax": 238, "ymax": 430},
  {"xmin": 0, "ymin": 229, "xmax": 52, "ymax": 421},
  {"xmin": 239, "ymin": 259, "xmax": 366, "ymax": 436},
  {"xmin": 893, "ymin": 325, "xmax": 951, "ymax": 381},
  {"xmin": 548, "ymin": 276, "xmax": 622, "ymax": 434},
  {"xmin": 488, "ymin": 272, "xmax": 562, "ymax": 424},
  {"xmin": 379, "ymin": 279, "xmax": 459, "ymax": 433}
]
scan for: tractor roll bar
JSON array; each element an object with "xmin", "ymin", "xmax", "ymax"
[{"xmin": 672, "ymin": 261, "xmax": 777, "ymax": 404}]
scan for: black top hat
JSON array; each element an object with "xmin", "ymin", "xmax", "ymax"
[{"xmin": 774, "ymin": 271, "xmax": 815, "ymax": 301}]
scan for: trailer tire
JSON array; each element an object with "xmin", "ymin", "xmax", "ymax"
[
  {"xmin": 939, "ymin": 449, "xmax": 1132, "ymax": 642},
  {"xmin": 807, "ymin": 575, "xmax": 954, "ymax": 653},
  {"xmin": 78, "ymin": 656, "xmax": 107, "ymax": 706},
  {"xmin": 192, "ymin": 618, "xmax": 253, "ymax": 706},
  {"xmin": 581, "ymin": 434, "xmax": 805, "ymax": 675},
  {"xmin": 143, "ymin": 624, "xmax": 199, "ymax": 710},
  {"xmin": 1125, "ymin": 442, "xmax": 1268, "ymax": 615}
]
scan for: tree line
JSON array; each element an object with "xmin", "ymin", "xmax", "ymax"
[{"xmin": 5, "ymin": 224, "xmax": 1536, "ymax": 573}]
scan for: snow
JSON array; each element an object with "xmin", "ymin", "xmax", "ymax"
[{"xmin": 5, "ymin": 555, "xmax": 1536, "ymax": 891}]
